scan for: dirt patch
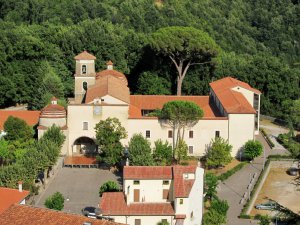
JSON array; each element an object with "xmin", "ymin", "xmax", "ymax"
[
  {"xmin": 250, "ymin": 167, "xmax": 300, "ymax": 216},
  {"xmin": 207, "ymin": 159, "xmax": 241, "ymax": 176}
]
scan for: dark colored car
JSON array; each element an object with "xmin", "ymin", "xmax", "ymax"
[
  {"xmin": 288, "ymin": 167, "xmax": 299, "ymax": 176},
  {"xmin": 82, "ymin": 207, "xmax": 101, "ymax": 218}
]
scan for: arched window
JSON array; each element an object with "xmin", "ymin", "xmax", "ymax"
[
  {"xmin": 83, "ymin": 81, "xmax": 87, "ymax": 91},
  {"xmin": 82, "ymin": 65, "xmax": 87, "ymax": 74}
]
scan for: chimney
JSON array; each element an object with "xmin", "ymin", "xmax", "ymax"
[
  {"xmin": 18, "ymin": 181, "xmax": 23, "ymax": 192},
  {"xmin": 106, "ymin": 60, "xmax": 113, "ymax": 70}
]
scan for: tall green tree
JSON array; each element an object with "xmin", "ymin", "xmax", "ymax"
[
  {"xmin": 3, "ymin": 116, "xmax": 34, "ymax": 141},
  {"xmin": 206, "ymin": 137, "xmax": 232, "ymax": 168},
  {"xmin": 150, "ymin": 26, "xmax": 219, "ymax": 95},
  {"xmin": 158, "ymin": 100, "xmax": 203, "ymax": 151},
  {"xmin": 128, "ymin": 133, "xmax": 154, "ymax": 166},
  {"xmin": 95, "ymin": 117, "xmax": 127, "ymax": 166}
]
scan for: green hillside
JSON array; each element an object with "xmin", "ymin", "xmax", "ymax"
[{"xmin": 0, "ymin": 0, "xmax": 299, "ymax": 122}]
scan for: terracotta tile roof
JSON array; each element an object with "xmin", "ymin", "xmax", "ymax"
[
  {"xmin": 64, "ymin": 156, "xmax": 98, "ymax": 165},
  {"xmin": 123, "ymin": 166, "xmax": 197, "ymax": 198},
  {"xmin": 0, "ymin": 204, "xmax": 123, "ymax": 225},
  {"xmin": 96, "ymin": 69, "xmax": 128, "ymax": 86},
  {"xmin": 74, "ymin": 50, "xmax": 96, "ymax": 60},
  {"xmin": 129, "ymin": 95, "xmax": 225, "ymax": 119},
  {"xmin": 123, "ymin": 166, "xmax": 172, "ymax": 180},
  {"xmin": 173, "ymin": 166, "xmax": 197, "ymax": 198},
  {"xmin": 175, "ymin": 214, "xmax": 186, "ymax": 219},
  {"xmin": 210, "ymin": 76, "xmax": 261, "ymax": 94},
  {"xmin": 40, "ymin": 103, "xmax": 66, "ymax": 118},
  {"xmin": 210, "ymin": 77, "xmax": 259, "ymax": 114},
  {"xmin": 100, "ymin": 192, "xmax": 174, "ymax": 216},
  {"xmin": 85, "ymin": 75, "xmax": 130, "ymax": 104},
  {"xmin": 0, "ymin": 188, "xmax": 29, "ymax": 214},
  {"xmin": 0, "ymin": 111, "xmax": 40, "ymax": 130}
]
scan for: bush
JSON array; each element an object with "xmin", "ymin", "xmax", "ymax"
[
  {"xmin": 44, "ymin": 192, "xmax": 64, "ymax": 210},
  {"xmin": 203, "ymin": 199, "xmax": 229, "ymax": 225},
  {"xmin": 218, "ymin": 162, "xmax": 247, "ymax": 182},
  {"xmin": 99, "ymin": 180, "xmax": 120, "ymax": 197},
  {"xmin": 153, "ymin": 139, "xmax": 172, "ymax": 165},
  {"xmin": 204, "ymin": 173, "xmax": 218, "ymax": 200},
  {"xmin": 255, "ymin": 214, "xmax": 271, "ymax": 225},
  {"xmin": 243, "ymin": 140, "xmax": 263, "ymax": 160},
  {"xmin": 175, "ymin": 139, "xmax": 188, "ymax": 164},
  {"xmin": 206, "ymin": 137, "xmax": 232, "ymax": 168},
  {"xmin": 3, "ymin": 116, "xmax": 34, "ymax": 141},
  {"xmin": 260, "ymin": 129, "xmax": 275, "ymax": 148}
]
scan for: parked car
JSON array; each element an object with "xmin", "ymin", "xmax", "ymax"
[
  {"xmin": 82, "ymin": 207, "xmax": 101, "ymax": 218},
  {"xmin": 255, "ymin": 201, "xmax": 276, "ymax": 210},
  {"xmin": 287, "ymin": 167, "xmax": 299, "ymax": 176}
]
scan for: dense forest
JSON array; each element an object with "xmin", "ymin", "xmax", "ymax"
[{"xmin": 0, "ymin": 0, "xmax": 299, "ymax": 122}]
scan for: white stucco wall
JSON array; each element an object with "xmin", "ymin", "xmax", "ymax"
[
  {"xmin": 228, "ymin": 113, "xmax": 255, "ymax": 156},
  {"xmin": 124, "ymin": 179, "xmax": 172, "ymax": 204},
  {"xmin": 39, "ymin": 117, "xmax": 66, "ymax": 127},
  {"xmin": 174, "ymin": 197, "xmax": 188, "ymax": 215},
  {"xmin": 231, "ymin": 86, "xmax": 254, "ymax": 107},
  {"xmin": 127, "ymin": 119, "xmax": 229, "ymax": 157},
  {"xmin": 111, "ymin": 215, "xmax": 174, "ymax": 225},
  {"xmin": 187, "ymin": 167, "xmax": 204, "ymax": 225},
  {"xmin": 67, "ymin": 104, "xmax": 129, "ymax": 155}
]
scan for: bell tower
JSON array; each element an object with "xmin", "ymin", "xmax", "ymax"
[{"xmin": 74, "ymin": 50, "xmax": 96, "ymax": 103}]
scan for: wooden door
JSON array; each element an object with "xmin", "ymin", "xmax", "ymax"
[{"xmin": 134, "ymin": 189, "xmax": 140, "ymax": 202}]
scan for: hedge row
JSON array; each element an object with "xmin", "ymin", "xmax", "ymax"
[
  {"xmin": 260, "ymin": 128, "xmax": 275, "ymax": 148},
  {"xmin": 217, "ymin": 162, "xmax": 248, "ymax": 182}
]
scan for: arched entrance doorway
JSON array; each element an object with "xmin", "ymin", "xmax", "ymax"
[{"xmin": 73, "ymin": 137, "xmax": 98, "ymax": 156}]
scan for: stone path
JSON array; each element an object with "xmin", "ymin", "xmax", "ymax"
[{"xmin": 218, "ymin": 134, "xmax": 288, "ymax": 225}]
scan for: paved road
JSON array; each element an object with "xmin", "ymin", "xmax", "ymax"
[
  {"xmin": 218, "ymin": 134, "xmax": 288, "ymax": 225},
  {"xmin": 35, "ymin": 167, "xmax": 121, "ymax": 215}
]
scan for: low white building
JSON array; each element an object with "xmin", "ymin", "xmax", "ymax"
[
  {"xmin": 37, "ymin": 50, "xmax": 261, "ymax": 158},
  {"xmin": 100, "ymin": 165, "xmax": 204, "ymax": 225}
]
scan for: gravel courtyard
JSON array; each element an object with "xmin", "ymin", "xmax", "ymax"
[{"xmin": 35, "ymin": 167, "xmax": 121, "ymax": 215}]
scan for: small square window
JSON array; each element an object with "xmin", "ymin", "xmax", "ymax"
[
  {"xmin": 189, "ymin": 130, "xmax": 193, "ymax": 138},
  {"xmin": 179, "ymin": 199, "xmax": 183, "ymax": 204},
  {"xmin": 188, "ymin": 146, "xmax": 193, "ymax": 154},
  {"xmin": 145, "ymin": 130, "xmax": 150, "ymax": 138},
  {"xmin": 163, "ymin": 180, "xmax": 169, "ymax": 185},
  {"xmin": 83, "ymin": 122, "xmax": 88, "ymax": 130},
  {"xmin": 215, "ymin": 131, "xmax": 220, "ymax": 138},
  {"xmin": 162, "ymin": 219, "xmax": 167, "ymax": 223},
  {"xmin": 133, "ymin": 180, "xmax": 140, "ymax": 185},
  {"xmin": 168, "ymin": 130, "xmax": 173, "ymax": 138}
]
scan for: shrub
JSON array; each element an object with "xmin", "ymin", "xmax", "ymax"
[
  {"xmin": 203, "ymin": 199, "xmax": 229, "ymax": 225},
  {"xmin": 206, "ymin": 137, "xmax": 232, "ymax": 168},
  {"xmin": 3, "ymin": 116, "xmax": 34, "ymax": 141},
  {"xmin": 175, "ymin": 139, "xmax": 188, "ymax": 164},
  {"xmin": 204, "ymin": 173, "xmax": 218, "ymax": 200},
  {"xmin": 243, "ymin": 140, "xmax": 263, "ymax": 160},
  {"xmin": 260, "ymin": 129, "xmax": 275, "ymax": 148},
  {"xmin": 153, "ymin": 139, "xmax": 172, "ymax": 165},
  {"xmin": 218, "ymin": 162, "xmax": 247, "ymax": 182},
  {"xmin": 44, "ymin": 192, "xmax": 64, "ymax": 210},
  {"xmin": 128, "ymin": 133, "xmax": 154, "ymax": 166},
  {"xmin": 99, "ymin": 180, "xmax": 120, "ymax": 197}
]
